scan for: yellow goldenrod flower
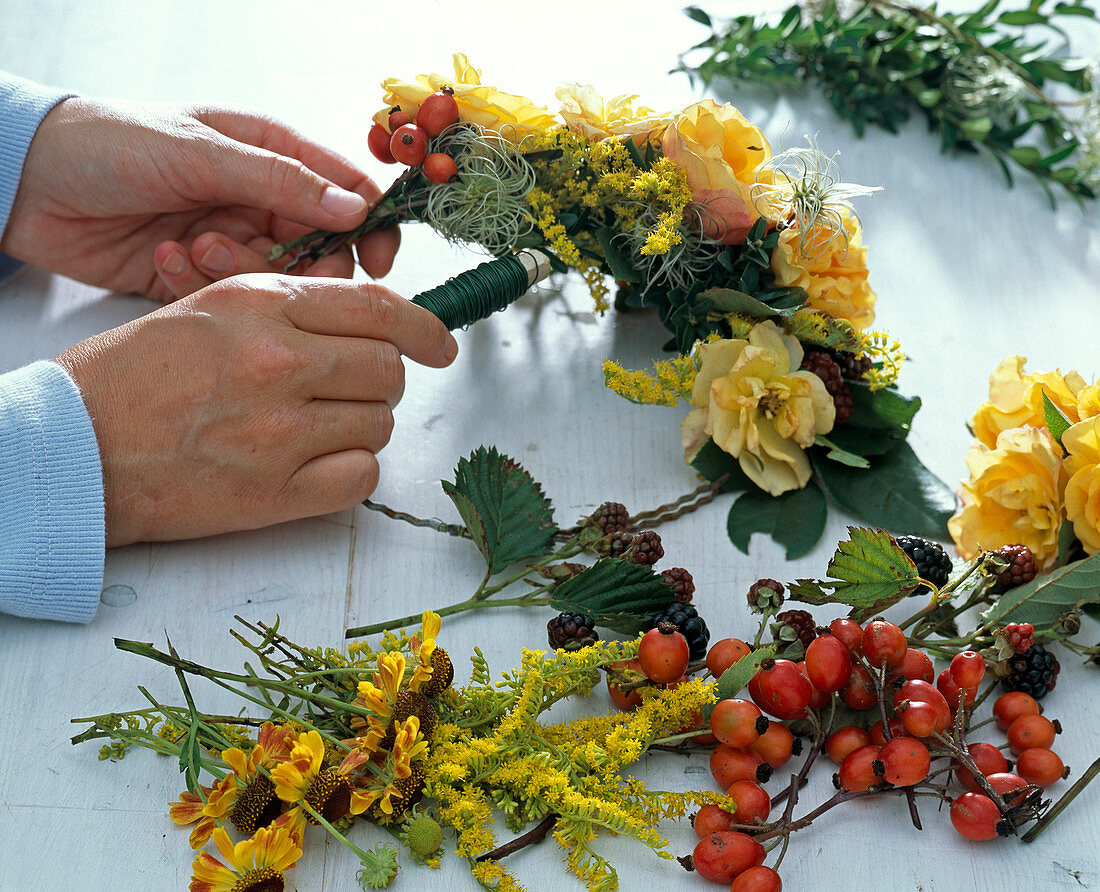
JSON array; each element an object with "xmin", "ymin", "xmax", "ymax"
[{"xmin": 188, "ymin": 818, "xmax": 301, "ymax": 892}]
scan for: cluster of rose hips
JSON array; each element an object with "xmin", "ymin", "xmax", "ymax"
[
  {"xmin": 367, "ymin": 87, "xmax": 461, "ymax": 183},
  {"xmin": 606, "ymin": 602, "xmax": 1071, "ymax": 891}
]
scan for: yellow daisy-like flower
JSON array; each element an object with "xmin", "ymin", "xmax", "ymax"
[
  {"xmin": 409, "ymin": 610, "xmax": 442, "ymax": 693},
  {"xmin": 270, "ymin": 730, "xmax": 356, "ymax": 826},
  {"xmin": 375, "ymin": 53, "xmax": 556, "ymax": 139},
  {"xmin": 1063, "ymin": 415, "xmax": 1100, "ymax": 554},
  {"xmin": 188, "ymin": 819, "xmax": 301, "ymax": 892},
  {"xmin": 680, "ymin": 320, "xmax": 836, "ymax": 496}
]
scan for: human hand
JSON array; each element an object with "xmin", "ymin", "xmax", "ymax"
[
  {"xmin": 1, "ymin": 97, "xmax": 400, "ymax": 301},
  {"xmin": 53, "ymin": 274, "xmax": 457, "ymax": 546}
]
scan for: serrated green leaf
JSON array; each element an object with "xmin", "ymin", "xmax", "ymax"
[
  {"xmin": 441, "ymin": 447, "xmax": 557, "ymax": 574},
  {"xmin": 715, "ymin": 644, "xmax": 778, "ymax": 700},
  {"xmin": 551, "ymin": 559, "xmax": 674, "ymax": 635},
  {"xmin": 811, "ymin": 443, "xmax": 954, "ymax": 539},
  {"xmin": 788, "ymin": 527, "xmax": 921, "ymax": 621},
  {"xmin": 1041, "ymin": 389, "xmax": 1073, "ymax": 446},
  {"xmin": 727, "ymin": 482, "xmax": 828, "ymax": 559},
  {"xmin": 981, "ymin": 551, "xmax": 1100, "ymax": 631}
]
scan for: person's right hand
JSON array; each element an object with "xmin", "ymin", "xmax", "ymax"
[{"xmin": 53, "ymin": 274, "xmax": 457, "ymax": 547}]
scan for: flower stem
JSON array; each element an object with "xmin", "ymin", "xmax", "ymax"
[
  {"xmin": 346, "ymin": 593, "xmax": 551, "ymax": 639},
  {"xmin": 1021, "ymin": 755, "xmax": 1100, "ymax": 843}
]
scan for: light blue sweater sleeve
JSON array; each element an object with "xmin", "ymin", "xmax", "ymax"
[{"xmin": 1, "ymin": 74, "xmax": 103, "ymax": 623}]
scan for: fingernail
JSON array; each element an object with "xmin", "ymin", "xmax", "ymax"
[
  {"xmin": 162, "ymin": 250, "xmax": 188, "ymax": 276},
  {"xmin": 444, "ymin": 333, "xmax": 459, "ymax": 362},
  {"xmin": 321, "ymin": 186, "xmax": 367, "ymax": 217},
  {"xmin": 199, "ymin": 242, "xmax": 234, "ymax": 274}
]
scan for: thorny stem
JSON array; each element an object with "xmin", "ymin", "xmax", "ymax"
[
  {"xmin": 476, "ymin": 814, "xmax": 559, "ymax": 861},
  {"xmin": 1022, "ymin": 755, "xmax": 1100, "ymax": 843},
  {"xmin": 863, "ymin": 659, "xmax": 922, "ymax": 829}
]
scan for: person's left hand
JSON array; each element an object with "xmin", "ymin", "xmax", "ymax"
[{"xmin": 0, "ymin": 97, "xmax": 400, "ymax": 302}]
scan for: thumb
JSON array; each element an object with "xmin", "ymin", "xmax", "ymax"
[{"xmin": 201, "ymin": 137, "xmax": 370, "ymax": 229}]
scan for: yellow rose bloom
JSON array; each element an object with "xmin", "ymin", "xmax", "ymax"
[
  {"xmin": 681, "ymin": 320, "xmax": 835, "ymax": 496},
  {"xmin": 661, "ymin": 99, "xmax": 771, "ymax": 244},
  {"xmin": 1063, "ymin": 415, "xmax": 1100, "ymax": 554},
  {"xmin": 375, "ymin": 53, "xmax": 556, "ymax": 139},
  {"xmin": 555, "ymin": 83, "xmax": 671, "ymax": 143},
  {"xmin": 770, "ymin": 210, "xmax": 876, "ymax": 331},
  {"xmin": 948, "ymin": 426, "xmax": 1067, "ymax": 569},
  {"xmin": 970, "ymin": 356, "xmax": 1089, "ymax": 449}
]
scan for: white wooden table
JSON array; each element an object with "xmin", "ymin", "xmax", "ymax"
[{"xmin": 2, "ymin": 2, "xmax": 1098, "ymax": 890}]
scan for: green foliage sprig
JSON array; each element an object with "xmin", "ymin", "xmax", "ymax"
[{"xmin": 680, "ymin": 0, "xmax": 1100, "ymax": 203}]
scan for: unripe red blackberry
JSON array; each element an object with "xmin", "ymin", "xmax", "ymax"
[
  {"xmin": 1004, "ymin": 622, "xmax": 1035, "ymax": 655},
  {"xmin": 662, "ymin": 567, "xmax": 695, "ymax": 603},
  {"xmin": 420, "ymin": 648, "xmax": 454, "ymax": 699},
  {"xmin": 801, "ymin": 350, "xmax": 854, "ymax": 425},
  {"xmin": 629, "ymin": 530, "xmax": 664, "ymax": 566},
  {"xmin": 774, "ymin": 609, "xmax": 816, "ymax": 649},
  {"xmin": 994, "ymin": 544, "xmax": 1038, "ymax": 591},
  {"xmin": 547, "ymin": 611, "xmax": 599, "ymax": 651},
  {"xmin": 1002, "ymin": 644, "xmax": 1060, "ymax": 700},
  {"xmin": 747, "ymin": 578, "xmax": 784, "ymax": 612},
  {"xmin": 588, "ymin": 501, "xmax": 630, "ymax": 534}
]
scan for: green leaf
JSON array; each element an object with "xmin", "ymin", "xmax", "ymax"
[
  {"xmin": 1008, "ymin": 145, "xmax": 1043, "ymax": 166},
  {"xmin": 726, "ymin": 482, "xmax": 828, "ymax": 560},
  {"xmin": 1039, "ymin": 140, "xmax": 1079, "ymax": 167},
  {"xmin": 980, "ymin": 551, "xmax": 1100, "ymax": 631},
  {"xmin": 441, "ymin": 447, "xmax": 558, "ymax": 574},
  {"xmin": 595, "ymin": 227, "xmax": 639, "ymax": 283},
  {"xmin": 1054, "ymin": 2, "xmax": 1097, "ymax": 15},
  {"xmin": 959, "ymin": 116, "xmax": 993, "ymax": 140},
  {"xmin": 715, "ymin": 644, "xmax": 778, "ymax": 700},
  {"xmin": 999, "ymin": 9, "xmax": 1047, "ymax": 24},
  {"xmin": 1042, "ymin": 389, "xmax": 1073, "ymax": 446},
  {"xmin": 811, "ymin": 443, "xmax": 954, "ymax": 539},
  {"xmin": 788, "ymin": 527, "xmax": 921, "ymax": 621},
  {"xmin": 699, "ymin": 287, "xmax": 778, "ymax": 318},
  {"xmin": 685, "ymin": 5, "xmax": 713, "ymax": 26},
  {"xmin": 550, "ymin": 558, "xmax": 675, "ymax": 634},
  {"xmin": 690, "ymin": 439, "xmax": 753, "ymax": 492},
  {"xmin": 917, "ymin": 89, "xmax": 943, "ymax": 108},
  {"xmin": 814, "ymin": 435, "xmax": 871, "ymax": 468}
]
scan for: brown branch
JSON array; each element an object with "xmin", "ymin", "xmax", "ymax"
[{"xmin": 476, "ymin": 814, "xmax": 559, "ymax": 861}]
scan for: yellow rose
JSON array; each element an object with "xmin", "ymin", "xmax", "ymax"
[
  {"xmin": 661, "ymin": 99, "xmax": 771, "ymax": 244},
  {"xmin": 970, "ymin": 356, "xmax": 1088, "ymax": 449},
  {"xmin": 681, "ymin": 320, "xmax": 835, "ymax": 496},
  {"xmin": 1063, "ymin": 415, "xmax": 1100, "ymax": 554},
  {"xmin": 555, "ymin": 84, "xmax": 671, "ymax": 143},
  {"xmin": 375, "ymin": 53, "xmax": 556, "ymax": 139},
  {"xmin": 948, "ymin": 426, "xmax": 1066, "ymax": 569},
  {"xmin": 770, "ymin": 210, "xmax": 876, "ymax": 331}
]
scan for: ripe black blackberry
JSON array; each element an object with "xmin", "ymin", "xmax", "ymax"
[
  {"xmin": 829, "ymin": 349, "xmax": 873, "ymax": 382},
  {"xmin": 994, "ymin": 544, "xmax": 1038, "ymax": 591},
  {"xmin": 588, "ymin": 501, "xmax": 630, "ymax": 534},
  {"xmin": 629, "ymin": 530, "xmax": 664, "ymax": 566},
  {"xmin": 774, "ymin": 609, "xmax": 816, "ymax": 649},
  {"xmin": 1002, "ymin": 644, "xmax": 1060, "ymax": 700},
  {"xmin": 646, "ymin": 603, "xmax": 710, "ymax": 661},
  {"xmin": 547, "ymin": 611, "xmax": 599, "ymax": 651},
  {"xmin": 801, "ymin": 350, "xmax": 854, "ymax": 425},
  {"xmin": 895, "ymin": 535, "xmax": 952, "ymax": 596},
  {"xmin": 661, "ymin": 567, "xmax": 695, "ymax": 603}
]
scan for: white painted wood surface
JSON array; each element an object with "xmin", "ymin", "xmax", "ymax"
[{"xmin": 1, "ymin": 2, "xmax": 1099, "ymax": 890}]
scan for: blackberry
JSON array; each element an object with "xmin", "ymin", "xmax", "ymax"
[
  {"xmin": 994, "ymin": 544, "xmax": 1038, "ymax": 591},
  {"xmin": 895, "ymin": 536, "xmax": 952, "ymax": 595},
  {"xmin": 646, "ymin": 603, "xmax": 710, "ymax": 661},
  {"xmin": 661, "ymin": 567, "xmax": 695, "ymax": 603},
  {"xmin": 547, "ymin": 611, "xmax": 599, "ymax": 651},
  {"xmin": 801, "ymin": 350, "xmax": 854, "ymax": 425},
  {"xmin": 599, "ymin": 530, "xmax": 634, "ymax": 558},
  {"xmin": 629, "ymin": 530, "xmax": 664, "ymax": 566},
  {"xmin": 774, "ymin": 609, "xmax": 816, "ymax": 649},
  {"xmin": 829, "ymin": 349, "xmax": 873, "ymax": 382},
  {"xmin": 748, "ymin": 578, "xmax": 785, "ymax": 612},
  {"xmin": 1002, "ymin": 644, "xmax": 1060, "ymax": 700},
  {"xmin": 588, "ymin": 501, "xmax": 630, "ymax": 534}
]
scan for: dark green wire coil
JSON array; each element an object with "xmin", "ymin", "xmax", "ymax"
[{"xmin": 412, "ymin": 254, "xmax": 531, "ymax": 331}]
